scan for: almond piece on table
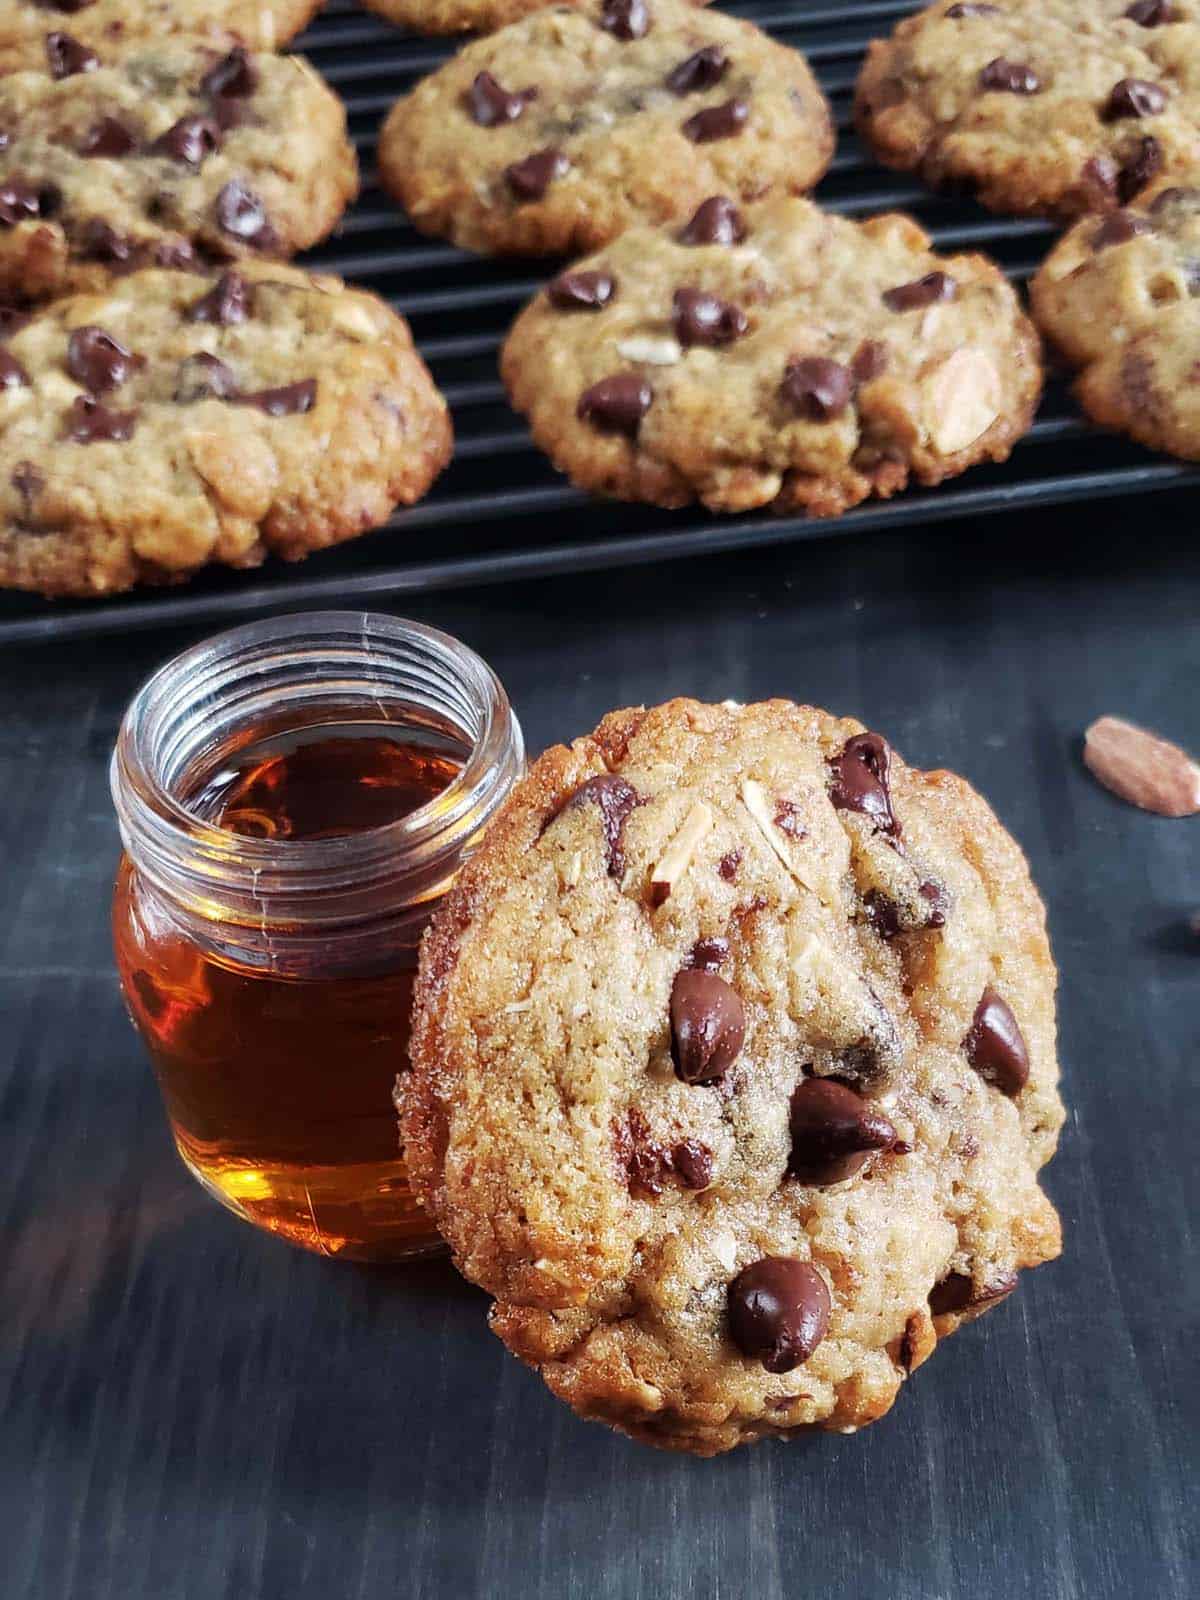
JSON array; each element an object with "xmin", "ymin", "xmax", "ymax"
[{"xmin": 1083, "ymin": 716, "xmax": 1200, "ymax": 817}]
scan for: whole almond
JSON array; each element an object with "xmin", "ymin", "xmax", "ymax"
[{"xmin": 1083, "ymin": 716, "xmax": 1200, "ymax": 817}]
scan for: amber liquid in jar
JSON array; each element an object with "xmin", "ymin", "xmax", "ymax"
[{"xmin": 113, "ymin": 730, "xmax": 461, "ymax": 1261}]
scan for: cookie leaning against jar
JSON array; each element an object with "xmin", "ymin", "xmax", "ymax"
[
  {"xmin": 0, "ymin": 0, "xmax": 324, "ymax": 75},
  {"xmin": 0, "ymin": 43, "xmax": 356, "ymax": 302},
  {"xmin": 856, "ymin": 0, "xmax": 1200, "ymax": 222},
  {"xmin": 500, "ymin": 194, "xmax": 1042, "ymax": 517},
  {"xmin": 399, "ymin": 697, "xmax": 1065, "ymax": 1456},
  {"xmin": 0, "ymin": 264, "xmax": 452, "ymax": 597},
  {"xmin": 377, "ymin": 0, "xmax": 833, "ymax": 257},
  {"xmin": 1030, "ymin": 182, "xmax": 1200, "ymax": 458},
  {"xmin": 361, "ymin": 0, "xmax": 708, "ymax": 37}
]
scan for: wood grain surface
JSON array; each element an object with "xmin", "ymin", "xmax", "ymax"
[{"xmin": 2, "ymin": 499, "xmax": 1197, "ymax": 1600}]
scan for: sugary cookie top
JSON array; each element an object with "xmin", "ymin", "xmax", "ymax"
[
  {"xmin": 403, "ymin": 699, "xmax": 1064, "ymax": 1454},
  {"xmin": 361, "ymin": 0, "xmax": 707, "ymax": 36}
]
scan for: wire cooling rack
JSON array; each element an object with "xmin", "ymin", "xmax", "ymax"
[{"xmin": 3, "ymin": 0, "xmax": 1195, "ymax": 644}]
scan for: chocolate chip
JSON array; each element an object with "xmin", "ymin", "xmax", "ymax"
[
  {"xmin": 174, "ymin": 352, "xmax": 239, "ymax": 403},
  {"xmin": 556, "ymin": 773, "xmax": 640, "ymax": 878},
  {"xmin": 45, "ymin": 31, "xmax": 98, "ymax": 77},
  {"xmin": 828, "ymin": 731, "xmax": 899, "ymax": 838},
  {"xmin": 773, "ymin": 799, "xmax": 806, "ymax": 838},
  {"xmin": 780, "ymin": 357, "xmax": 853, "ymax": 421},
  {"xmin": 882, "ymin": 271, "xmax": 957, "ymax": 312},
  {"xmin": 0, "ymin": 349, "xmax": 28, "ymax": 389},
  {"xmin": 577, "ymin": 373, "xmax": 652, "ymax": 436},
  {"xmin": 79, "ymin": 116, "xmax": 137, "ymax": 157},
  {"xmin": 547, "ymin": 269, "xmax": 616, "ymax": 310},
  {"xmin": 979, "ymin": 58, "xmax": 1040, "ymax": 94},
  {"xmin": 1125, "ymin": 0, "xmax": 1173, "ymax": 23},
  {"xmin": 963, "ymin": 987, "xmax": 1029, "ymax": 1095},
  {"xmin": 687, "ymin": 936, "xmax": 729, "ymax": 972},
  {"xmin": 1118, "ymin": 135, "xmax": 1162, "ymax": 202},
  {"xmin": 863, "ymin": 890, "xmax": 903, "ymax": 940},
  {"xmin": 672, "ymin": 1140, "xmax": 713, "ymax": 1190},
  {"xmin": 66, "ymin": 326, "xmax": 142, "ymax": 393},
  {"xmin": 665, "ymin": 46, "xmax": 728, "ymax": 95},
  {"xmin": 505, "ymin": 147, "xmax": 569, "ymax": 201},
  {"xmin": 727, "ymin": 1257, "xmax": 830, "ymax": 1373},
  {"xmin": 43, "ymin": 0, "xmax": 98, "ymax": 11},
  {"xmin": 237, "ymin": 378, "xmax": 317, "ymax": 416},
  {"xmin": 851, "ymin": 339, "xmax": 889, "ymax": 384},
  {"xmin": 1091, "ymin": 209, "xmax": 1155, "ymax": 249},
  {"xmin": 0, "ymin": 179, "xmax": 59, "ymax": 226},
  {"xmin": 465, "ymin": 70, "xmax": 533, "ymax": 127},
  {"xmin": 617, "ymin": 1109, "xmax": 670, "ymax": 1196},
  {"xmin": 215, "ymin": 180, "xmax": 274, "ymax": 246},
  {"xmin": 600, "ymin": 0, "xmax": 649, "ymax": 39},
  {"xmin": 77, "ymin": 218, "xmax": 132, "ymax": 262},
  {"xmin": 187, "ymin": 271, "xmax": 252, "ymax": 325},
  {"xmin": 788, "ymin": 1078, "xmax": 897, "ymax": 1185},
  {"xmin": 682, "ymin": 98, "xmax": 748, "ymax": 143},
  {"xmin": 151, "ymin": 115, "xmax": 222, "ymax": 166},
  {"xmin": 929, "ymin": 1270, "xmax": 1017, "ymax": 1315},
  {"xmin": 200, "ymin": 48, "xmax": 258, "ymax": 99},
  {"xmin": 1150, "ymin": 185, "xmax": 1200, "ymax": 216},
  {"xmin": 718, "ymin": 849, "xmax": 741, "ymax": 881},
  {"xmin": 669, "ymin": 968, "xmax": 745, "ymax": 1085},
  {"xmin": 678, "ymin": 196, "xmax": 746, "ymax": 246},
  {"xmin": 154, "ymin": 237, "xmax": 198, "ymax": 270},
  {"xmin": 918, "ymin": 879, "xmax": 948, "ymax": 927},
  {"xmin": 0, "ymin": 306, "xmax": 29, "ymax": 338},
  {"xmin": 65, "ymin": 394, "xmax": 136, "ymax": 443},
  {"xmin": 945, "ymin": 2, "xmax": 1000, "ymax": 13},
  {"xmin": 12, "ymin": 462, "xmax": 43, "ymax": 505},
  {"xmin": 672, "ymin": 286, "xmax": 748, "ymax": 347},
  {"xmin": 1105, "ymin": 78, "xmax": 1168, "ymax": 120}
]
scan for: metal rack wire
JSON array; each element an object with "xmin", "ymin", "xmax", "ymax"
[{"xmin": 2, "ymin": 0, "xmax": 1193, "ymax": 644}]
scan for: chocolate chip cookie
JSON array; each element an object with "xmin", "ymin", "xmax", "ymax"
[
  {"xmin": 1031, "ymin": 181, "xmax": 1200, "ymax": 457},
  {"xmin": 0, "ymin": 44, "xmax": 355, "ymax": 302},
  {"xmin": 500, "ymin": 194, "xmax": 1042, "ymax": 517},
  {"xmin": 0, "ymin": 1, "xmax": 322, "ymax": 76},
  {"xmin": 400, "ymin": 698, "xmax": 1064, "ymax": 1455},
  {"xmin": 362, "ymin": 0, "xmax": 708, "ymax": 36},
  {"xmin": 0, "ymin": 263, "xmax": 452, "ymax": 596},
  {"xmin": 377, "ymin": 0, "xmax": 833, "ymax": 257},
  {"xmin": 856, "ymin": 0, "xmax": 1200, "ymax": 221}
]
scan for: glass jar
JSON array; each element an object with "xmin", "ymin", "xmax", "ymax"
[{"xmin": 110, "ymin": 612, "xmax": 524, "ymax": 1262}]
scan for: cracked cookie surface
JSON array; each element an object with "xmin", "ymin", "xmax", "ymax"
[
  {"xmin": 500, "ymin": 194, "xmax": 1042, "ymax": 517},
  {"xmin": 856, "ymin": 0, "xmax": 1200, "ymax": 221},
  {"xmin": 378, "ymin": 0, "xmax": 833, "ymax": 257},
  {"xmin": 0, "ymin": 43, "xmax": 355, "ymax": 302},
  {"xmin": 1031, "ymin": 180, "xmax": 1200, "ymax": 457},
  {"xmin": 0, "ymin": 262, "xmax": 452, "ymax": 596},
  {"xmin": 401, "ymin": 698, "xmax": 1064, "ymax": 1456}
]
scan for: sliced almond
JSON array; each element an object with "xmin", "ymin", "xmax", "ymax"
[
  {"xmin": 741, "ymin": 779, "xmax": 824, "ymax": 900},
  {"xmin": 559, "ymin": 850, "xmax": 582, "ymax": 889},
  {"xmin": 923, "ymin": 348, "xmax": 1000, "ymax": 455},
  {"xmin": 1083, "ymin": 715, "xmax": 1200, "ymax": 817},
  {"xmin": 502, "ymin": 999, "xmax": 532, "ymax": 1015},
  {"xmin": 615, "ymin": 335, "xmax": 681, "ymax": 366},
  {"xmin": 648, "ymin": 801, "xmax": 713, "ymax": 907}
]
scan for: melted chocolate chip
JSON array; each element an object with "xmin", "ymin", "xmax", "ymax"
[
  {"xmin": 547, "ymin": 269, "xmax": 616, "ymax": 310},
  {"xmin": 45, "ymin": 31, "xmax": 98, "ymax": 78},
  {"xmin": 882, "ymin": 271, "xmax": 957, "ymax": 312},
  {"xmin": 780, "ymin": 356, "xmax": 853, "ymax": 420},
  {"xmin": 187, "ymin": 271, "xmax": 252, "ymax": 325},
  {"xmin": 151, "ymin": 114, "xmax": 222, "ymax": 166},
  {"xmin": 788, "ymin": 1078, "xmax": 897, "ymax": 1186},
  {"xmin": 0, "ymin": 306, "xmax": 29, "ymax": 338},
  {"xmin": 828, "ymin": 731, "xmax": 899, "ymax": 838},
  {"xmin": 1118, "ymin": 135, "xmax": 1162, "ymax": 202},
  {"xmin": 851, "ymin": 339, "xmax": 889, "ymax": 384},
  {"xmin": 505, "ymin": 147, "xmax": 569, "ymax": 201},
  {"xmin": 687, "ymin": 936, "xmax": 730, "ymax": 972},
  {"xmin": 1105, "ymin": 77, "xmax": 1168, "ymax": 119},
  {"xmin": 727, "ymin": 1257, "xmax": 830, "ymax": 1373},
  {"xmin": 154, "ymin": 237, "xmax": 198, "ymax": 270},
  {"xmin": 200, "ymin": 48, "xmax": 258, "ymax": 99},
  {"xmin": 1125, "ymin": 0, "xmax": 1173, "ymax": 23},
  {"xmin": 237, "ymin": 378, "xmax": 317, "ymax": 416},
  {"xmin": 66, "ymin": 326, "xmax": 142, "ymax": 393},
  {"xmin": 77, "ymin": 218, "xmax": 132, "ymax": 262},
  {"xmin": 946, "ymin": 2, "xmax": 1000, "ymax": 13},
  {"xmin": 979, "ymin": 58, "xmax": 1040, "ymax": 94},
  {"xmin": 65, "ymin": 394, "xmax": 137, "ymax": 443},
  {"xmin": 1091, "ymin": 209, "xmax": 1155, "ymax": 249},
  {"xmin": 773, "ymin": 799, "xmax": 805, "ymax": 838},
  {"xmin": 600, "ymin": 0, "xmax": 649, "ymax": 39},
  {"xmin": 918, "ymin": 879, "xmax": 948, "ymax": 927},
  {"xmin": 672, "ymin": 1140, "xmax": 713, "ymax": 1190},
  {"xmin": 0, "ymin": 348, "xmax": 29, "ymax": 389},
  {"xmin": 577, "ymin": 373, "xmax": 652, "ymax": 436},
  {"xmin": 79, "ymin": 116, "xmax": 137, "ymax": 157},
  {"xmin": 929, "ymin": 1270, "xmax": 1017, "ymax": 1315},
  {"xmin": 863, "ymin": 890, "xmax": 903, "ymax": 940},
  {"xmin": 0, "ymin": 179, "xmax": 52, "ymax": 226},
  {"xmin": 174, "ymin": 352, "xmax": 239, "ymax": 403},
  {"xmin": 215, "ymin": 180, "xmax": 274, "ymax": 246},
  {"xmin": 670, "ymin": 968, "xmax": 745, "ymax": 1085},
  {"xmin": 465, "ymin": 70, "xmax": 534, "ymax": 127},
  {"xmin": 718, "ymin": 849, "xmax": 742, "ymax": 881},
  {"xmin": 618, "ymin": 1109, "xmax": 669, "ymax": 1196},
  {"xmin": 556, "ymin": 773, "xmax": 640, "ymax": 877},
  {"xmin": 665, "ymin": 46, "xmax": 728, "ymax": 95},
  {"xmin": 43, "ymin": 0, "xmax": 98, "ymax": 11},
  {"xmin": 962, "ymin": 987, "xmax": 1029, "ymax": 1095},
  {"xmin": 678, "ymin": 195, "xmax": 745, "ymax": 246},
  {"xmin": 672, "ymin": 286, "xmax": 748, "ymax": 347},
  {"xmin": 681, "ymin": 98, "xmax": 748, "ymax": 143}
]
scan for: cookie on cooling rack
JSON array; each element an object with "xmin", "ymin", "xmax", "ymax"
[
  {"xmin": 499, "ymin": 194, "xmax": 1042, "ymax": 516},
  {"xmin": 856, "ymin": 0, "xmax": 1200, "ymax": 221},
  {"xmin": 361, "ymin": 0, "xmax": 708, "ymax": 35},
  {"xmin": 0, "ymin": 45, "xmax": 355, "ymax": 301},
  {"xmin": 0, "ymin": 0, "xmax": 323, "ymax": 75},
  {"xmin": 0, "ymin": 264, "xmax": 452, "ymax": 597},
  {"xmin": 399, "ymin": 696, "xmax": 1065, "ymax": 1455},
  {"xmin": 1031, "ymin": 182, "xmax": 1200, "ymax": 458},
  {"xmin": 377, "ymin": 0, "xmax": 833, "ymax": 257}
]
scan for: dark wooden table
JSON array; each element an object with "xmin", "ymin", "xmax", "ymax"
[{"xmin": 3, "ymin": 497, "xmax": 1197, "ymax": 1600}]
